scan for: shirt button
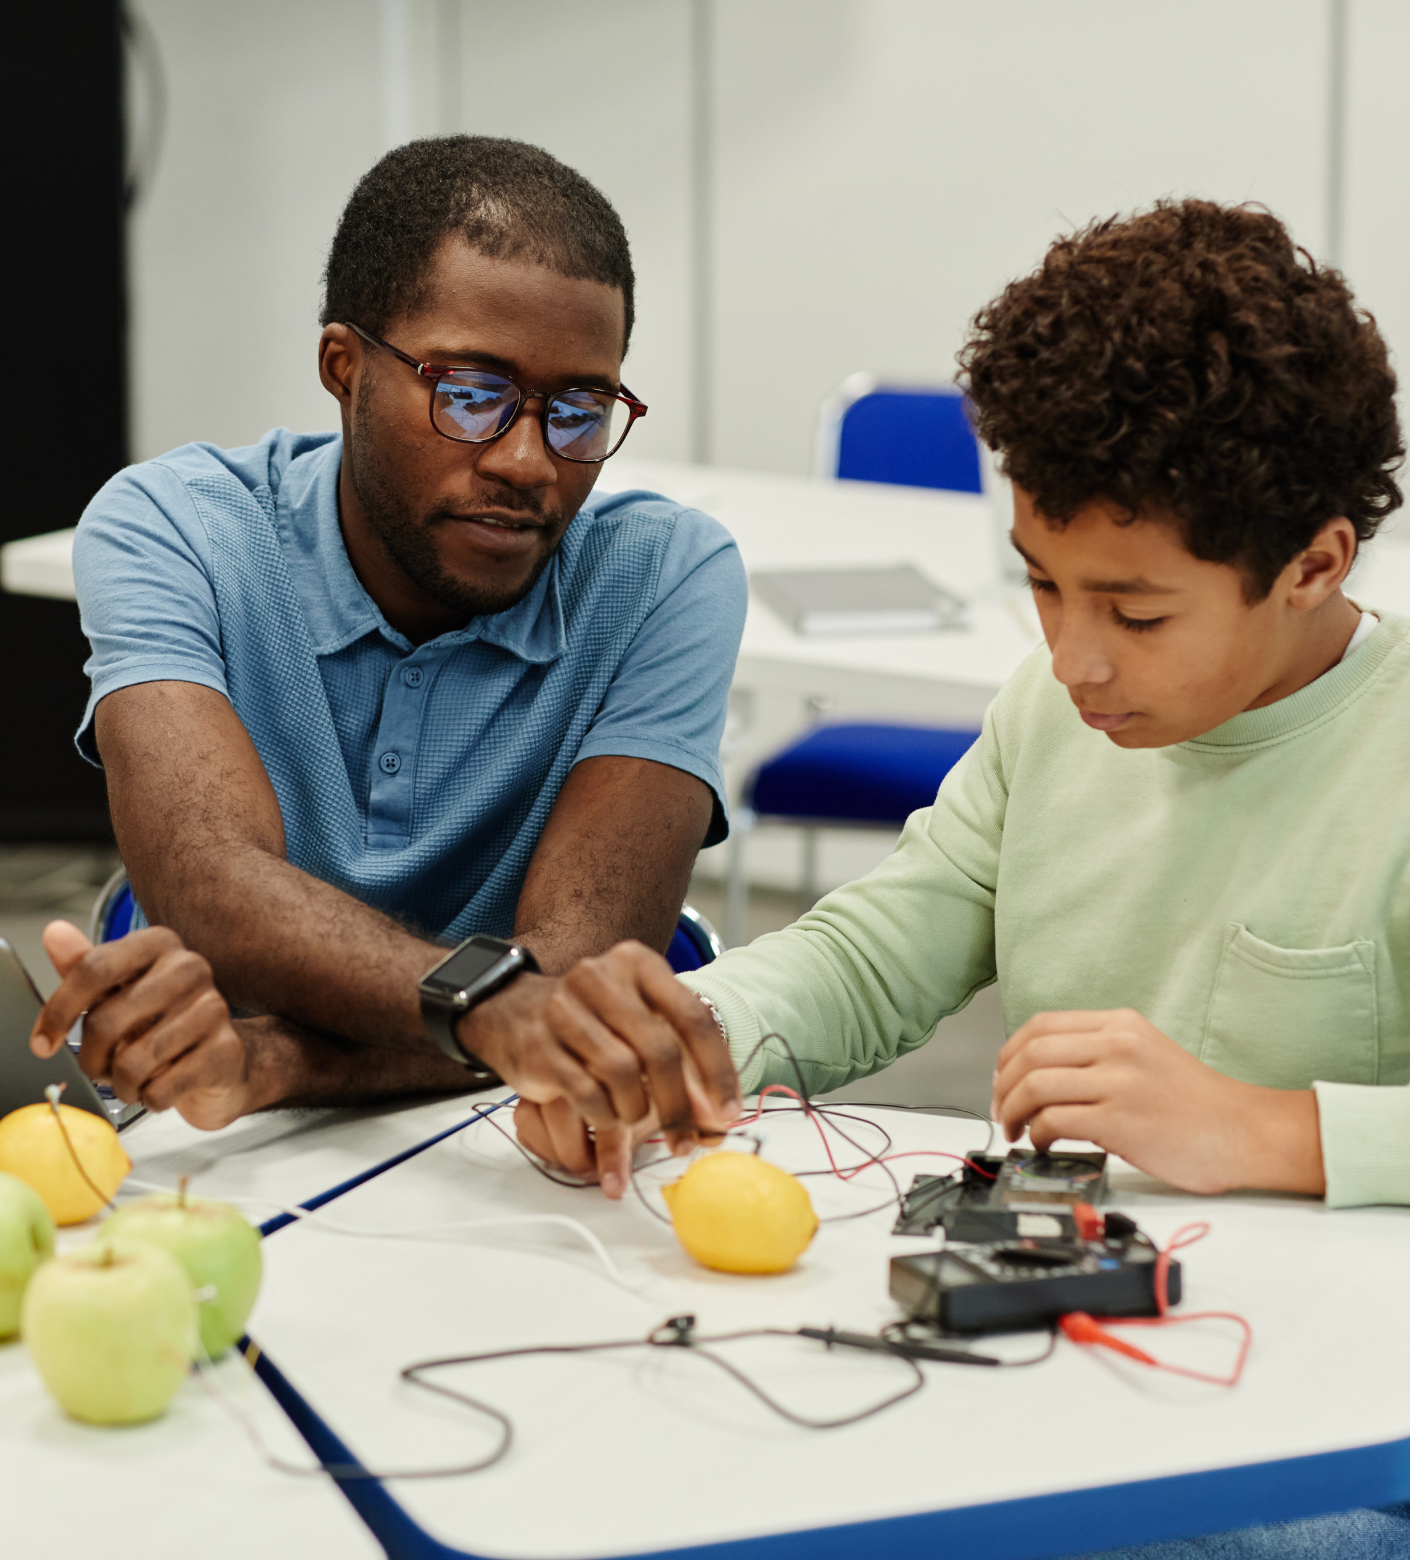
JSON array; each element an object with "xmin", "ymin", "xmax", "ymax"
[
  {"xmin": 379, "ymin": 752, "xmax": 401, "ymax": 775},
  {"xmin": 403, "ymin": 666, "xmax": 423, "ymax": 688}
]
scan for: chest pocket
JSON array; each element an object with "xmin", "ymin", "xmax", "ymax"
[{"xmin": 1199, "ymin": 923, "xmax": 1379, "ymax": 1089}]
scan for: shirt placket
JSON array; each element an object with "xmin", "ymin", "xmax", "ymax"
[{"xmin": 367, "ymin": 650, "xmax": 440, "ymax": 847}]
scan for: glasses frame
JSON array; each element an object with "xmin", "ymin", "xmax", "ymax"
[{"xmin": 345, "ymin": 322, "xmax": 647, "ymax": 463}]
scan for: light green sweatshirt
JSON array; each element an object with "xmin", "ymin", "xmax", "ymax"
[{"xmin": 683, "ymin": 610, "xmax": 1410, "ymax": 1208}]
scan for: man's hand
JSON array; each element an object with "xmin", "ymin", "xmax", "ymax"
[
  {"xmin": 30, "ymin": 921, "xmax": 259, "ymax": 1130},
  {"xmin": 991, "ymin": 1008, "xmax": 1326, "ymax": 1197},
  {"xmin": 465, "ymin": 940, "xmax": 742, "ymax": 1199},
  {"xmin": 512, "ymin": 1097, "xmax": 664, "ymax": 1182}
]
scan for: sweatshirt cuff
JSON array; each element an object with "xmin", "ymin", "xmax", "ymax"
[
  {"xmin": 1313, "ymin": 1080, "xmax": 1410, "ymax": 1207},
  {"xmin": 676, "ymin": 969, "xmax": 767, "ymax": 1094}
]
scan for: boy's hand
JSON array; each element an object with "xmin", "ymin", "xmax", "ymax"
[{"xmin": 992, "ymin": 1008, "xmax": 1326, "ymax": 1197}]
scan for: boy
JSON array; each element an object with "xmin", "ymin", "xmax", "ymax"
[{"xmin": 513, "ymin": 198, "xmax": 1410, "ymax": 1213}]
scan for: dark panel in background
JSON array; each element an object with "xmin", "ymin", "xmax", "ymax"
[{"xmin": 0, "ymin": 1, "xmax": 126, "ymax": 839}]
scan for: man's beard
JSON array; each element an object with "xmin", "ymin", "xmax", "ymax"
[{"xmin": 349, "ymin": 390, "xmax": 557, "ymax": 621}]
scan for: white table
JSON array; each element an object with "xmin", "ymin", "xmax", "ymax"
[
  {"xmin": 241, "ymin": 1102, "xmax": 1410, "ymax": 1559},
  {"xmin": 7, "ymin": 1089, "xmax": 511, "ymax": 1560}
]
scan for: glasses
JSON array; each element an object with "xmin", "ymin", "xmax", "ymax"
[{"xmin": 346, "ymin": 322, "xmax": 647, "ymax": 463}]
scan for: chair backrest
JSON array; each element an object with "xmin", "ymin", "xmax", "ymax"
[
  {"xmin": 666, "ymin": 903, "xmax": 725, "ymax": 973},
  {"xmin": 817, "ymin": 374, "xmax": 983, "ymax": 494},
  {"xmin": 89, "ymin": 868, "xmax": 136, "ymax": 944}
]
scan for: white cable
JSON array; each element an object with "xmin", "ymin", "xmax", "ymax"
[{"xmin": 121, "ymin": 1177, "xmax": 639, "ymax": 1294}]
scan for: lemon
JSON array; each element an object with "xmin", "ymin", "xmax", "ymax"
[
  {"xmin": 661, "ymin": 1152, "xmax": 818, "ymax": 1273},
  {"xmin": 0, "ymin": 1104, "xmax": 131, "ymax": 1225}
]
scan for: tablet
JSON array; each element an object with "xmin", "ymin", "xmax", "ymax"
[{"xmin": 0, "ymin": 937, "xmax": 143, "ymax": 1130}]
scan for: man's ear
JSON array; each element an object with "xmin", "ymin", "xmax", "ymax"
[
  {"xmin": 1285, "ymin": 517, "xmax": 1358, "ymax": 611},
  {"xmin": 318, "ymin": 323, "xmax": 360, "ymax": 411}
]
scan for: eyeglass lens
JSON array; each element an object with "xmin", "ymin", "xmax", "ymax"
[{"xmin": 432, "ymin": 370, "xmax": 632, "ymax": 461}]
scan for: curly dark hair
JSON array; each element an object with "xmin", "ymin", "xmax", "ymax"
[
  {"xmin": 957, "ymin": 199, "xmax": 1403, "ymax": 598},
  {"xmin": 321, "ymin": 136, "xmax": 635, "ymax": 350}
]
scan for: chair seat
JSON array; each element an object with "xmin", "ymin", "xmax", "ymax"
[{"xmin": 748, "ymin": 723, "xmax": 980, "ymax": 827}]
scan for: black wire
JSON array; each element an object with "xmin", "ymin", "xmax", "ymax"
[
  {"xmin": 252, "ymin": 1065, "xmax": 1039, "ymax": 1482},
  {"xmin": 849, "ymin": 1101, "xmax": 998, "ymax": 1156},
  {"xmin": 882, "ymin": 1318, "xmax": 1059, "ymax": 1368},
  {"xmin": 465, "ymin": 1101, "xmax": 598, "ymax": 1189},
  {"xmin": 402, "ymin": 1316, "xmax": 925, "ymax": 1435}
]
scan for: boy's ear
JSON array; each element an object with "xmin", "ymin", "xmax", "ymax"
[{"xmin": 1284, "ymin": 517, "xmax": 1358, "ymax": 610}]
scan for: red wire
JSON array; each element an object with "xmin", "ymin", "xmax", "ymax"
[
  {"xmin": 747, "ymin": 1085, "xmax": 998, "ymax": 1182},
  {"xmin": 1066, "ymin": 1222, "xmax": 1253, "ymax": 1388}
]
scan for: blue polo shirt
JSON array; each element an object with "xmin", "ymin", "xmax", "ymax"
[{"xmin": 73, "ymin": 429, "xmax": 746, "ymax": 941}]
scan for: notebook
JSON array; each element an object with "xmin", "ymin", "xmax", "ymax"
[{"xmin": 751, "ymin": 564, "xmax": 966, "ymax": 636}]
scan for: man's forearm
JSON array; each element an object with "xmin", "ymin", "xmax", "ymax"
[
  {"xmin": 239, "ymin": 1013, "xmax": 493, "ymax": 1112},
  {"xmin": 136, "ymin": 834, "xmax": 597, "ymax": 1056},
  {"xmin": 139, "ymin": 839, "xmax": 446, "ymax": 1052}
]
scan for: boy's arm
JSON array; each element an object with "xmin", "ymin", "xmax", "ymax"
[{"xmin": 681, "ymin": 712, "xmax": 1010, "ymax": 1096}]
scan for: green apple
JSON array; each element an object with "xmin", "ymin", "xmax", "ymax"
[
  {"xmin": 22, "ymin": 1239, "xmax": 196, "ymax": 1424},
  {"xmin": 0, "ymin": 1171, "xmax": 54, "ymax": 1337},
  {"xmin": 102, "ymin": 1187, "xmax": 262, "ymax": 1359}
]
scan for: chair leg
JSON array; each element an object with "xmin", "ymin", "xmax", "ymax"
[
  {"xmin": 725, "ymin": 807, "xmax": 755, "ymax": 949},
  {"xmin": 799, "ymin": 827, "xmax": 819, "ymax": 917}
]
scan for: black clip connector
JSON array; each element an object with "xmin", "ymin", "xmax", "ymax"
[{"xmin": 651, "ymin": 1315, "xmax": 698, "ymax": 1347}]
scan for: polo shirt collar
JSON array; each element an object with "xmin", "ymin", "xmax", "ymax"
[{"xmin": 275, "ymin": 434, "xmax": 567, "ymax": 665}]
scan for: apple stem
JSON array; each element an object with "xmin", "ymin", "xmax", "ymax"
[
  {"xmin": 99, "ymin": 1244, "xmax": 115, "ymax": 1267},
  {"xmin": 179, "ymin": 1175, "xmax": 189, "ymax": 1209}
]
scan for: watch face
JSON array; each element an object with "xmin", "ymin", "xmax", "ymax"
[{"xmin": 425, "ymin": 936, "xmax": 514, "ymax": 997}]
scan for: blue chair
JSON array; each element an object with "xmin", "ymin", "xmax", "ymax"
[
  {"xmin": 88, "ymin": 867, "xmax": 137, "ymax": 943},
  {"xmin": 724, "ymin": 723, "xmax": 980, "ymax": 946},
  {"xmin": 91, "ymin": 866, "xmax": 723, "ymax": 973},
  {"xmin": 816, "ymin": 374, "xmax": 983, "ymax": 494},
  {"xmin": 665, "ymin": 902, "xmax": 725, "ymax": 973}
]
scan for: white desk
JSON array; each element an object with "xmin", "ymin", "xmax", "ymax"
[
  {"xmin": 7, "ymin": 1089, "xmax": 510, "ymax": 1560},
  {"xmin": 243, "ymin": 1104, "xmax": 1410, "ymax": 1559}
]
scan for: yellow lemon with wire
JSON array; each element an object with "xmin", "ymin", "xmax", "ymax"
[
  {"xmin": 661, "ymin": 1151, "xmax": 819, "ymax": 1274},
  {"xmin": 0, "ymin": 1103, "xmax": 131, "ymax": 1225}
]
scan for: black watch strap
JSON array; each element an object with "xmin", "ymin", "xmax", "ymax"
[
  {"xmin": 419, "ymin": 937, "xmax": 539, "ymax": 1076},
  {"xmin": 422, "ymin": 998, "xmax": 499, "ymax": 1075}
]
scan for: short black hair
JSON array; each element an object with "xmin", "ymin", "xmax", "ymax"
[
  {"xmin": 958, "ymin": 199, "xmax": 1404, "ymax": 599},
  {"xmin": 321, "ymin": 136, "xmax": 635, "ymax": 350}
]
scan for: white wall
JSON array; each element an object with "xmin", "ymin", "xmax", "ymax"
[
  {"xmin": 127, "ymin": 0, "xmax": 696, "ymax": 463},
  {"xmin": 709, "ymin": 0, "xmax": 1332, "ymax": 474},
  {"xmin": 128, "ymin": 0, "xmax": 384, "ymax": 458},
  {"xmin": 1344, "ymin": 0, "xmax": 1410, "ymax": 542},
  {"xmin": 129, "ymin": 1, "xmax": 1405, "ymax": 484}
]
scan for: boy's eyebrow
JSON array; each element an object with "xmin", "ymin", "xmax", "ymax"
[{"xmin": 1010, "ymin": 537, "xmax": 1176, "ymax": 595}]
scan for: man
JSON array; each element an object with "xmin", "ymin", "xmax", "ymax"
[{"xmin": 31, "ymin": 136, "xmax": 743, "ymax": 1186}]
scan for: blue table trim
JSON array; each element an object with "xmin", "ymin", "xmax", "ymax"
[
  {"xmin": 257, "ymin": 1097, "xmax": 512, "ymax": 1237},
  {"xmin": 247, "ymin": 1099, "xmax": 1410, "ymax": 1559}
]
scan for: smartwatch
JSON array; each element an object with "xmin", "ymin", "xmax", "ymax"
[{"xmin": 419, "ymin": 935, "xmax": 540, "ymax": 1074}]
